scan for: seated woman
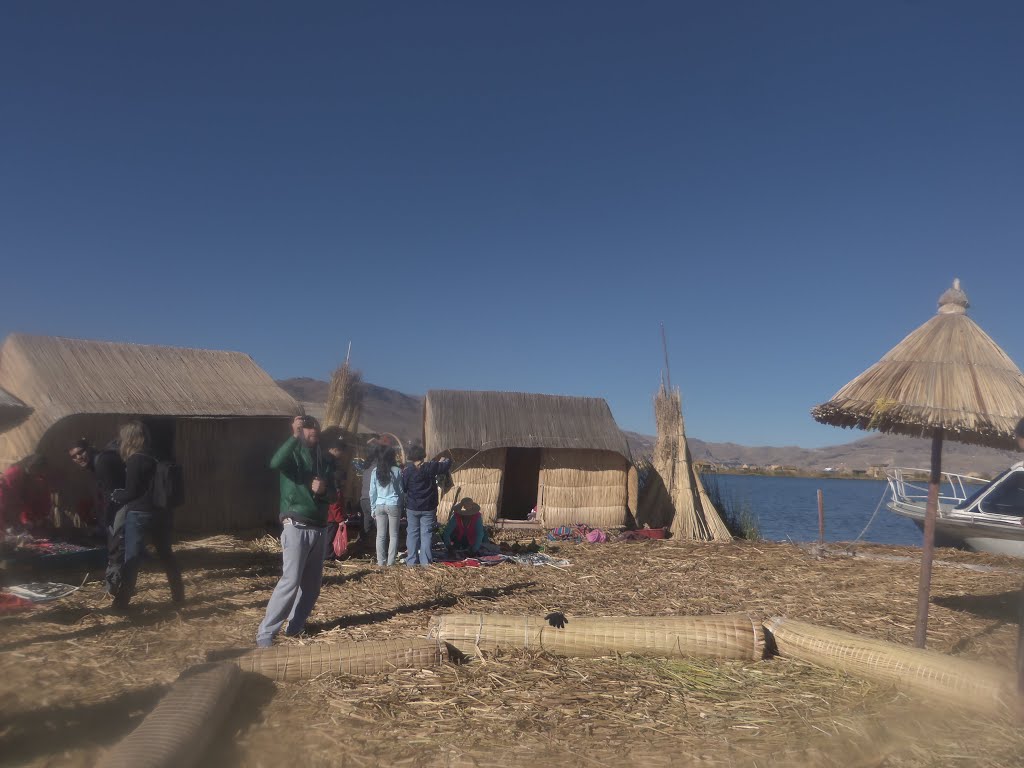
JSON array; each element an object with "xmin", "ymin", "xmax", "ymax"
[{"xmin": 442, "ymin": 499, "xmax": 487, "ymax": 556}]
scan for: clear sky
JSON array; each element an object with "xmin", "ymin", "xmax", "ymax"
[{"xmin": 2, "ymin": 2, "xmax": 1022, "ymax": 448}]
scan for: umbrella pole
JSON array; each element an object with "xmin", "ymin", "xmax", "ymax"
[{"xmin": 914, "ymin": 428, "xmax": 943, "ymax": 648}]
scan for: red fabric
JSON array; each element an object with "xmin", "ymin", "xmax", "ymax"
[
  {"xmin": 0, "ymin": 594, "xmax": 32, "ymax": 614},
  {"xmin": 327, "ymin": 501, "xmax": 346, "ymax": 524},
  {"xmin": 0, "ymin": 466, "xmax": 50, "ymax": 531},
  {"xmin": 454, "ymin": 512, "xmax": 481, "ymax": 545}
]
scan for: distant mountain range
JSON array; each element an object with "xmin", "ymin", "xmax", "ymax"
[{"xmin": 277, "ymin": 378, "xmax": 1021, "ymax": 476}]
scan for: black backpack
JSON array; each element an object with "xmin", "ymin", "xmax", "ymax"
[{"xmin": 151, "ymin": 460, "xmax": 185, "ymax": 510}]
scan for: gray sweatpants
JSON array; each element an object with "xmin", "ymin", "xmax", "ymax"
[{"xmin": 256, "ymin": 521, "xmax": 328, "ymax": 647}]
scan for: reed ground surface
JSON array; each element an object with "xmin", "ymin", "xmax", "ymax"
[{"xmin": 1, "ymin": 535, "xmax": 1022, "ymax": 767}]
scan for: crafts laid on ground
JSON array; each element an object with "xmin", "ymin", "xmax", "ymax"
[{"xmin": 4, "ymin": 581, "xmax": 81, "ymax": 602}]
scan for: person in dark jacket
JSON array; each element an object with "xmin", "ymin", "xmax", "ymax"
[
  {"xmin": 358, "ymin": 439, "xmax": 382, "ymax": 550},
  {"xmin": 69, "ymin": 438, "xmax": 125, "ymax": 533},
  {"xmin": 401, "ymin": 445, "xmax": 451, "ymax": 567},
  {"xmin": 111, "ymin": 420, "xmax": 184, "ymax": 608},
  {"xmin": 256, "ymin": 415, "xmax": 336, "ymax": 647}
]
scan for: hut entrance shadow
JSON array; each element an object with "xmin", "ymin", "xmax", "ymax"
[
  {"xmin": 500, "ymin": 448, "xmax": 541, "ymax": 520},
  {"xmin": 0, "ymin": 684, "xmax": 166, "ymax": 764}
]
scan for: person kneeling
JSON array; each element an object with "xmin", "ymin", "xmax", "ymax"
[{"xmin": 442, "ymin": 499, "xmax": 487, "ymax": 557}]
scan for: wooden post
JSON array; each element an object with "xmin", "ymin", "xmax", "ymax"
[
  {"xmin": 817, "ymin": 489, "xmax": 825, "ymax": 545},
  {"xmin": 1017, "ymin": 582, "xmax": 1024, "ymax": 695},
  {"xmin": 914, "ymin": 428, "xmax": 943, "ymax": 648}
]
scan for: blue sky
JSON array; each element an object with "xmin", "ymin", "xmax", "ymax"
[{"xmin": 2, "ymin": 2, "xmax": 1022, "ymax": 447}]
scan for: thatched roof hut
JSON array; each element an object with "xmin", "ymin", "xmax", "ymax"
[
  {"xmin": 424, "ymin": 390, "xmax": 637, "ymax": 528},
  {"xmin": 0, "ymin": 334, "xmax": 301, "ymax": 532},
  {"xmin": 0, "ymin": 386, "xmax": 31, "ymax": 433}
]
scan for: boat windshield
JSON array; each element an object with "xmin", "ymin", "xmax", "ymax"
[{"xmin": 955, "ymin": 469, "xmax": 1009, "ymax": 510}]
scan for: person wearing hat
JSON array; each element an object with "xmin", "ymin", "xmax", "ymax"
[
  {"xmin": 256, "ymin": 415, "xmax": 336, "ymax": 647},
  {"xmin": 441, "ymin": 498, "xmax": 487, "ymax": 557}
]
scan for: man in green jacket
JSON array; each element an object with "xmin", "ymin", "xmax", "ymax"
[{"xmin": 256, "ymin": 415, "xmax": 335, "ymax": 647}]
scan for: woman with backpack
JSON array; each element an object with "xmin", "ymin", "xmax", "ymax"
[
  {"xmin": 110, "ymin": 420, "xmax": 184, "ymax": 608},
  {"xmin": 369, "ymin": 446, "xmax": 403, "ymax": 566}
]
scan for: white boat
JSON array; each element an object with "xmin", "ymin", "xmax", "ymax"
[{"xmin": 886, "ymin": 465, "xmax": 1024, "ymax": 558}]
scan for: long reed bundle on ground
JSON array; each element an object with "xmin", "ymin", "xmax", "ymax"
[
  {"xmin": 233, "ymin": 637, "xmax": 446, "ymax": 681},
  {"xmin": 428, "ymin": 613, "xmax": 765, "ymax": 661},
  {"xmin": 323, "ymin": 359, "xmax": 364, "ymax": 432},
  {"xmin": 425, "ymin": 390, "xmax": 637, "ymax": 527},
  {"xmin": 764, "ymin": 616, "xmax": 1014, "ymax": 714},
  {"xmin": 97, "ymin": 663, "xmax": 241, "ymax": 768}
]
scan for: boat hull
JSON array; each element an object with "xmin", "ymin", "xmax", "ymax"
[{"xmin": 888, "ymin": 501, "xmax": 1024, "ymax": 558}]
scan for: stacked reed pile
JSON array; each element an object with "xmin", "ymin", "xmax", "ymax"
[
  {"xmin": 324, "ymin": 359, "xmax": 364, "ymax": 432},
  {"xmin": 233, "ymin": 637, "xmax": 446, "ymax": 682},
  {"xmin": 428, "ymin": 613, "xmax": 765, "ymax": 661},
  {"xmin": 764, "ymin": 616, "xmax": 1014, "ymax": 714},
  {"xmin": 653, "ymin": 383, "xmax": 731, "ymax": 541}
]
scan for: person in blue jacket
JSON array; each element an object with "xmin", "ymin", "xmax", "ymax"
[{"xmin": 401, "ymin": 445, "xmax": 451, "ymax": 567}]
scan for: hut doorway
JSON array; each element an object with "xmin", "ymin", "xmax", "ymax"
[{"xmin": 500, "ymin": 448, "xmax": 541, "ymax": 520}]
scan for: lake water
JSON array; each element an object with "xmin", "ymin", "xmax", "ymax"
[{"xmin": 709, "ymin": 474, "xmax": 923, "ymax": 547}]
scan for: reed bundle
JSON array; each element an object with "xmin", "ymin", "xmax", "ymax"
[
  {"xmin": 428, "ymin": 613, "xmax": 765, "ymax": 661},
  {"xmin": 764, "ymin": 616, "xmax": 1014, "ymax": 714},
  {"xmin": 233, "ymin": 637, "xmax": 446, "ymax": 682},
  {"xmin": 324, "ymin": 360, "xmax": 364, "ymax": 432},
  {"xmin": 98, "ymin": 663, "xmax": 241, "ymax": 768},
  {"xmin": 652, "ymin": 383, "xmax": 730, "ymax": 541}
]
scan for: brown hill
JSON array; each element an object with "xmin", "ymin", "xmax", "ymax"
[{"xmin": 277, "ymin": 379, "xmax": 1020, "ymax": 476}]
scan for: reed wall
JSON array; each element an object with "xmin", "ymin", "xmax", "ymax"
[
  {"xmin": 436, "ymin": 448, "xmax": 506, "ymax": 524},
  {"xmin": 540, "ymin": 449, "xmax": 629, "ymax": 528}
]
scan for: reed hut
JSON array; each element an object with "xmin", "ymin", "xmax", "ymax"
[
  {"xmin": 812, "ymin": 279, "xmax": 1024, "ymax": 648},
  {"xmin": 424, "ymin": 390, "xmax": 637, "ymax": 528},
  {"xmin": 0, "ymin": 334, "xmax": 301, "ymax": 533}
]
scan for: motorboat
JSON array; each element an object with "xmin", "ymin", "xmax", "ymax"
[{"xmin": 886, "ymin": 465, "xmax": 1024, "ymax": 558}]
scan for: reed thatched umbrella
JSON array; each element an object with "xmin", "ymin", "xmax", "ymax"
[
  {"xmin": 0, "ymin": 386, "xmax": 31, "ymax": 433},
  {"xmin": 812, "ymin": 279, "xmax": 1024, "ymax": 648}
]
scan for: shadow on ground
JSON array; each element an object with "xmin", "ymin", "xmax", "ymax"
[
  {"xmin": 934, "ymin": 589, "xmax": 1022, "ymax": 624},
  {"xmin": 0, "ymin": 684, "xmax": 167, "ymax": 764}
]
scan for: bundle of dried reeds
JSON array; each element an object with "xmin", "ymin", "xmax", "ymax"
[
  {"xmin": 324, "ymin": 360, "xmax": 364, "ymax": 432},
  {"xmin": 233, "ymin": 637, "xmax": 446, "ymax": 682},
  {"xmin": 651, "ymin": 384, "xmax": 730, "ymax": 541},
  {"xmin": 764, "ymin": 616, "xmax": 1014, "ymax": 713},
  {"xmin": 98, "ymin": 662, "xmax": 241, "ymax": 768},
  {"xmin": 428, "ymin": 613, "xmax": 765, "ymax": 661}
]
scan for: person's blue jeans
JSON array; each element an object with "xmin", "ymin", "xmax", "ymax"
[
  {"xmin": 256, "ymin": 521, "xmax": 328, "ymax": 647},
  {"xmin": 405, "ymin": 509, "xmax": 436, "ymax": 567},
  {"xmin": 115, "ymin": 510, "xmax": 184, "ymax": 607}
]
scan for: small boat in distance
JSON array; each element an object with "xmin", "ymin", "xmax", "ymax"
[{"xmin": 886, "ymin": 465, "xmax": 1024, "ymax": 558}]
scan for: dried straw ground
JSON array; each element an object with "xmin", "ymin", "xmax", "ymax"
[{"xmin": 1, "ymin": 536, "xmax": 1022, "ymax": 767}]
